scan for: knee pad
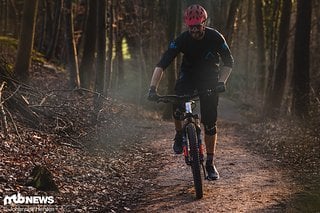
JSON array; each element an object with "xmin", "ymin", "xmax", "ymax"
[{"xmin": 204, "ymin": 124, "xmax": 217, "ymax": 135}]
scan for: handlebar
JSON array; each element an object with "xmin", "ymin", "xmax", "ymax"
[{"xmin": 156, "ymin": 89, "xmax": 215, "ymax": 104}]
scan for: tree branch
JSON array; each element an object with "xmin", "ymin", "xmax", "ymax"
[
  {"xmin": 0, "ymin": 82, "xmax": 8, "ymax": 138},
  {"xmin": 5, "ymin": 107, "xmax": 22, "ymax": 142}
]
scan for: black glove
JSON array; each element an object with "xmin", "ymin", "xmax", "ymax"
[
  {"xmin": 215, "ymin": 82, "xmax": 226, "ymax": 93},
  {"xmin": 148, "ymin": 86, "xmax": 158, "ymax": 101}
]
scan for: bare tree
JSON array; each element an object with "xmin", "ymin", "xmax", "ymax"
[
  {"xmin": 94, "ymin": 0, "xmax": 107, "ymax": 112},
  {"xmin": 267, "ymin": 0, "xmax": 292, "ymax": 115},
  {"xmin": 292, "ymin": 0, "xmax": 312, "ymax": 118},
  {"xmin": 45, "ymin": 0, "xmax": 63, "ymax": 60},
  {"xmin": 13, "ymin": 0, "xmax": 39, "ymax": 82},
  {"xmin": 162, "ymin": 0, "xmax": 180, "ymax": 119},
  {"xmin": 105, "ymin": 0, "xmax": 113, "ymax": 93},
  {"xmin": 225, "ymin": 0, "xmax": 242, "ymax": 44},
  {"xmin": 79, "ymin": 0, "xmax": 98, "ymax": 89},
  {"xmin": 113, "ymin": 0, "xmax": 125, "ymax": 89},
  {"xmin": 255, "ymin": 0, "xmax": 267, "ymax": 96},
  {"xmin": 64, "ymin": 0, "xmax": 80, "ymax": 88}
]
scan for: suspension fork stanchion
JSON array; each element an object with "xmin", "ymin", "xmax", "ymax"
[
  {"xmin": 183, "ymin": 101, "xmax": 193, "ymax": 165},
  {"xmin": 182, "ymin": 129, "xmax": 190, "ymax": 165}
]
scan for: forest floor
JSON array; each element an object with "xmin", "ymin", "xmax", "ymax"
[{"xmin": 0, "ymin": 63, "xmax": 319, "ymax": 212}]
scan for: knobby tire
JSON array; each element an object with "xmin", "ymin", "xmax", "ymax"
[{"xmin": 186, "ymin": 123, "xmax": 203, "ymax": 199}]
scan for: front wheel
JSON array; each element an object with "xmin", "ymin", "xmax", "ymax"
[{"xmin": 186, "ymin": 123, "xmax": 203, "ymax": 199}]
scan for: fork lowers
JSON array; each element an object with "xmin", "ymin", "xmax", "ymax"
[
  {"xmin": 183, "ymin": 116, "xmax": 204, "ymax": 165},
  {"xmin": 183, "ymin": 135, "xmax": 191, "ymax": 165}
]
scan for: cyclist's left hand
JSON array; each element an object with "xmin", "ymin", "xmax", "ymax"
[{"xmin": 215, "ymin": 82, "xmax": 226, "ymax": 93}]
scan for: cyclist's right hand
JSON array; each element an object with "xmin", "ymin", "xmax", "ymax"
[
  {"xmin": 215, "ymin": 82, "xmax": 226, "ymax": 93},
  {"xmin": 147, "ymin": 86, "xmax": 159, "ymax": 101}
]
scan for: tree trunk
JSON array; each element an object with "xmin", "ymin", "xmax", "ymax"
[
  {"xmin": 113, "ymin": 0, "xmax": 125, "ymax": 90},
  {"xmin": 292, "ymin": 0, "xmax": 312, "ymax": 118},
  {"xmin": 35, "ymin": 0, "xmax": 47, "ymax": 52},
  {"xmin": 114, "ymin": 31, "xmax": 124, "ymax": 89},
  {"xmin": 225, "ymin": 0, "xmax": 242, "ymax": 44},
  {"xmin": 0, "ymin": 1, "xmax": 14, "ymax": 35},
  {"xmin": 244, "ymin": 0, "xmax": 253, "ymax": 93},
  {"xmin": 264, "ymin": 0, "xmax": 280, "ymax": 115},
  {"xmin": 1, "ymin": 0, "xmax": 8, "ymax": 35},
  {"xmin": 64, "ymin": 0, "xmax": 80, "ymax": 89},
  {"xmin": 79, "ymin": 0, "xmax": 98, "ymax": 89},
  {"xmin": 94, "ymin": 0, "xmax": 107, "ymax": 113},
  {"xmin": 44, "ymin": 1, "xmax": 53, "ymax": 52},
  {"xmin": 254, "ymin": 0, "xmax": 267, "ymax": 96},
  {"xmin": 105, "ymin": 0, "xmax": 113, "ymax": 93},
  {"xmin": 45, "ymin": 0, "xmax": 63, "ymax": 60},
  {"xmin": 269, "ymin": 0, "xmax": 292, "ymax": 114},
  {"xmin": 13, "ymin": 0, "xmax": 38, "ymax": 82},
  {"xmin": 95, "ymin": 0, "xmax": 106, "ymax": 95},
  {"xmin": 162, "ymin": 0, "xmax": 179, "ymax": 120}
]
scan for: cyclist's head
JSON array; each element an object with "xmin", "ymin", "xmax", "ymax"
[
  {"xmin": 184, "ymin": 4, "xmax": 207, "ymax": 40},
  {"xmin": 184, "ymin": 4, "xmax": 207, "ymax": 27}
]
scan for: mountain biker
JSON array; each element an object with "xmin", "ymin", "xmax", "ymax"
[{"xmin": 148, "ymin": 4, "xmax": 234, "ymax": 180}]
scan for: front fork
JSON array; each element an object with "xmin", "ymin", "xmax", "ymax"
[{"xmin": 182, "ymin": 115, "xmax": 204, "ymax": 165}]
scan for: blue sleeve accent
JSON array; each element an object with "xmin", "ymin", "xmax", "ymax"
[
  {"xmin": 221, "ymin": 42, "xmax": 229, "ymax": 50},
  {"xmin": 169, "ymin": 41, "xmax": 177, "ymax": 49}
]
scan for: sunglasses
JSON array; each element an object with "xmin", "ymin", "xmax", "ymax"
[{"xmin": 188, "ymin": 24, "xmax": 204, "ymax": 32}]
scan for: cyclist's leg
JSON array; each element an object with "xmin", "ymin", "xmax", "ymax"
[
  {"xmin": 172, "ymin": 103, "xmax": 184, "ymax": 154},
  {"xmin": 200, "ymin": 93, "xmax": 218, "ymax": 156},
  {"xmin": 172, "ymin": 73, "xmax": 195, "ymax": 154},
  {"xmin": 204, "ymin": 134, "xmax": 217, "ymax": 158},
  {"xmin": 199, "ymin": 92, "xmax": 220, "ymax": 180}
]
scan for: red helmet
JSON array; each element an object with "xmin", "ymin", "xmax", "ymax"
[{"xmin": 184, "ymin": 4, "xmax": 208, "ymax": 26}]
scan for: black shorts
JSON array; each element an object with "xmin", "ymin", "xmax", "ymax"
[{"xmin": 173, "ymin": 75, "xmax": 219, "ymax": 125}]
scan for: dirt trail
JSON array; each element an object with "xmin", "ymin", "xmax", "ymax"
[{"xmin": 134, "ymin": 98, "xmax": 300, "ymax": 212}]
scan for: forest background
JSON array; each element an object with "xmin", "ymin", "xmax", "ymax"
[
  {"xmin": 0, "ymin": 0, "xmax": 319, "ymax": 211},
  {"xmin": 0, "ymin": 0, "xmax": 319, "ymax": 119}
]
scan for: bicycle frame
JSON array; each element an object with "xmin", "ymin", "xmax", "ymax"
[
  {"xmin": 156, "ymin": 90, "xmax": 214, "ymax": 166},
  {"xmin": 156, "ymin": 90, "xmax": 215, "ymax": 199}
]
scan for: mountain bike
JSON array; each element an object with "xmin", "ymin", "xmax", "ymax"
[{"xmin": 156, "ymin": 89, "xmax": 214, "ymax": 199}]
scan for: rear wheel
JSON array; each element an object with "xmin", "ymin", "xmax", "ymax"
[{"xmin": 186, "ymin": 123, "xmax": 203, "ymax": 199}]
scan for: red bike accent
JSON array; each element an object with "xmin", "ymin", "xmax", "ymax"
[{"xmin": 183, "ymin": 146, "xmax": 188, "ymax": 157}]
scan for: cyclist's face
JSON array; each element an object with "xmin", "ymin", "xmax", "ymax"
[{"xmin": 188, "ymin": 24, "xmax": 205, "ymax": 40}]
